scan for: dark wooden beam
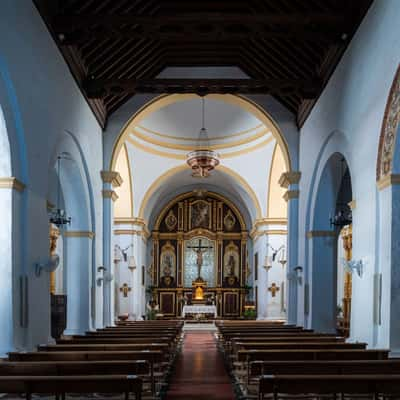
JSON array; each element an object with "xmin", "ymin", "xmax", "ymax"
[{"xmin": 84, "ymin": 78, "xmax": 321, "ymax": 98}]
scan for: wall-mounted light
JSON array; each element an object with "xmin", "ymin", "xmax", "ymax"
[
  {"xmin": 96, "ymin": 266, "xmax": 114, "ymax": 286},
  {"xmin": 115, "ymin": 244, "xmax": 133, "ymax": 262},
  {"xmin": 35, "ymin": 254, "xmax": 60, "ymax": 277},
  {"xmin": 128, "ymin": 256, "xmax": 137, "ymax": 272},
  {"xmin": 294, "ymin": 266, "xmax": 303, "ymax": 285},
  {"xmin": 263, "ymin": 255, "xmax": 272, "ymax": 271},
  {"xmin": 342, "ymin": 258, "xmax": 364, "ymax": 278}
]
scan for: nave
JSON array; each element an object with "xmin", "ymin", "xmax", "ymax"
[{"xmin": 2, "ymin": 320, "xmax": 400, "ymax": 399}]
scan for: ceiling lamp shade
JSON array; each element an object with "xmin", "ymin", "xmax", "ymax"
[{"xmin": 186, "ymin": 97, "xmax": 220, "ymax": 178}]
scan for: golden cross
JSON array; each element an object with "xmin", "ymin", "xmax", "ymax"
[
  {"xmin": 268, "ymin": 283, "xmax": 280, "ymax": 297},
  {"xmin": 120, "ymin": 283, "xmax": 132, "ymax": 298}
]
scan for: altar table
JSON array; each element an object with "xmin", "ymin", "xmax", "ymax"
[{"xmin": 182, "ymin": 305, "xmax": 217, "ymax": 317}]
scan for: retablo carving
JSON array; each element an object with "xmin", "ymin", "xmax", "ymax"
[
  {"xmin": 223, "ymin": 209, "xmax": 236, "ymax": 231},
  {"xmin": 165, "ymin": 209, "xmax": 177, "ymax": 231},
  {"xmin": 190, "ymin": 200, "xmax": 211, "ymax": 229}
]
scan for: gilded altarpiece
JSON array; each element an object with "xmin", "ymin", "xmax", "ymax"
[{"xmin": 151, "ymin": 191, "xmax": 248, "ymax": 318}]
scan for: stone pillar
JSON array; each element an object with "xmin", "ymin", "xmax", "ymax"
[
  {"xmin": 279, "ymin": 171, "xmax": 301, "ymax": 325},
  {"xmin": 376, "ymin": 175, "xmax": 400, "ymax": 353},
  {"xmin": 0, "ymin": 177, "xmax": 25, "ymax": 355},
  {"xmin": 251, "ymin": 219, "xmax": 287, "ymax": 320},
  {"xmin": 101, "ymin": 171, "xmax": 123, "ymax": 327},
  {"xmin": 114, "ymin": 218, "xmax": 149, "ymax": 321},
  {"xmin": 63, "ymin": 230, "xmax": 94, "ymax": 335}
]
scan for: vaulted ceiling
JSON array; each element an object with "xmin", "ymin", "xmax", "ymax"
[{"xmin": 33, "ymin": 0, "xmax": 372, "ymax": 128}]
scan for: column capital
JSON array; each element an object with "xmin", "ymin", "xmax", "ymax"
[
  {"xmin": 63, "ymin": 230, "xmax": 95, "ymax": 239},
  {"xmin": 279, "ymin": 171, "xmax": 301, "ymax": 189},
  {"xmin": 101, "ymin": 170, "xmax": 123, "ymax": 187},
  {"xmin": 102, "ymin": 189, "xmax": 118, "ymax": 202},
  {"xmin": 0, "ymin": 177, "xmax": 26, "ymax": 192},
  {"xmin": 377, "ymin": 174, "xmax": 400, "ymax": 190},
  {"xmin": 283, "ymin": 189, "xmax": 299, "ymax": 202},
  {"xmin": 306, "ymin": 230, "xmax": 335, "ymax": 238}
]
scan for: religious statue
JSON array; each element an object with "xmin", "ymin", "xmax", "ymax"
[
  {"xmin": 223, "ymin": 242, "xmax": 239, "ymax": 287},
  {"xmin": 188, "ymin": 238, "xmax": 213, "ymax": 279},
  {"xmin": 160, "ymin": 242, "xmax": 176, "ymax": 287}
]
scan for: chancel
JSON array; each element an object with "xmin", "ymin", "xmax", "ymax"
[{"xmin": 1, "ymin": 1, "xmax": 400, "ymax": 400}]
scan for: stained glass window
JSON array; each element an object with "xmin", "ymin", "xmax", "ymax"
[{"xmin": 184, "ymin": 237, "xmax": 215, "ymax": 287}]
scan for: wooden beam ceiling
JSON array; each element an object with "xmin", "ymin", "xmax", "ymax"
[{"xmin": 33, "ymin": 0, "xmax": 373, "ymax": 129}]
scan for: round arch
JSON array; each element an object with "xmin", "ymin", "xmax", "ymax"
[
  {"xmin": 138, "ymin": 164, "xmax": 262, "ymax": 223},
  {"xmin": 109, "ymin": 94, "xmax": 292, "ymax": 174}
]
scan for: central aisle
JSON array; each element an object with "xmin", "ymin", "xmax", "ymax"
[{"xmin": 165, "ymin": 331, "xmax": 236, "ymax": 400}]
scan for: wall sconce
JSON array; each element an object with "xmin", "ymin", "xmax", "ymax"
[
  {"xmin": 263, "ymin": 255, "xmax": 272, "ymax": 271},
  {"xmin": 35, "ymin": 254, "xmax": 60, "ymax": 277},
  {"xmin": 294, "ymin": 266, "xmax": 303, "ymax": 285},
  {"xmin": 96, "ymin": 267, "xmax": 114, "ymax": 286},
  {"xmin": 115, "ymin": 244, "xmax": 133, "ymax": 262},
  {"xmin": 128, "ymin": 256, "xmax": 137, "ymax": 272},
  {"xmin": 342, "ymin": 258, "xmax": 365, "ymax": 278}
]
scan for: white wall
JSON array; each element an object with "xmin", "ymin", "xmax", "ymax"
[
  {"xmin": 298, "ymin": 0, "xmax": 400, "ymax": 345},
  {"xmin": 0, "ymin": 0, "xmax": 103, "ymax": 349}
]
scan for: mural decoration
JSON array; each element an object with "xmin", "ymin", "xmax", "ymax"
[
  {"xmin": 159, "ymin": 241, "xmax": 176, "ymax": 287},
  {"xmin": 223, "ymin": 241, "xmax": 240, "ymax": 287},
  {"xmin": 377, "ymin": 64, "xmax": 400, "ymax": 181}
]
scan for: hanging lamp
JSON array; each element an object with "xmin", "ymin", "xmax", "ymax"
[{"xmin": 186, "ymin": 97, "xmax": 220, "ymax": 178}]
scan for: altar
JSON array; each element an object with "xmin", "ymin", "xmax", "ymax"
[{"xmin": 182, "ymin": 305, "xmax": 217, "ymax": 318}]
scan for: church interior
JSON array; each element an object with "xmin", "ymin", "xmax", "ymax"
[{"xmin": 1, "ymin": 0, "xmax": 400, "ymax": 399}]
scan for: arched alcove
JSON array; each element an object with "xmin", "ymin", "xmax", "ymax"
[
  {"xmin": 309, "ymin": 153, "xmax": 353, "ymax": 333},
  {"xmin": 48, "ymin": 133, "xmax": 94, "ymax": 334}
]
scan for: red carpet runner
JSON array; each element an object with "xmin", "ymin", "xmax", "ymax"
[{"xmin": 165, "ymin": 331, "xmax": 236, "ymax": 400}]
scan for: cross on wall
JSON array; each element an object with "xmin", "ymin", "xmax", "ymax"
[
  {"xmin": 268, "ymin": 282, "xmax": 280, "ymax": 297},
  {"xmin": 119, "ymin": 283, "xmax": 132, "ymax": 297}
]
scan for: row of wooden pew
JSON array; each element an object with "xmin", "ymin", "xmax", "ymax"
[
  {"xmin": 216, "ymin": 321, "xmax": 400, "ymax": 400},
  {"xmin": 0, "ymin": 320, "xmax": 183, "ymax": 399}
]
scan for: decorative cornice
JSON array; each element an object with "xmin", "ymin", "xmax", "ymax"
[
  {"xmin": 253, "ymin": 217, "xmax": 288, "ymax": 227},
  {"xmin": 102, "ymin": 189, "xmax": 119, "ymax": 202},
  {"xmin": 114, "ymin": 217, "xmax": 147, "ymax": 227},
  {"xmin": 307, "ymin": 230, "xmax": 335, "ymax": 238},
  {"xmin": 377, "ymin": 174, "xmax": 400, "ymax": 190},
  {"xmin": 250, "ymin": 229, "xmax": 287, "ymax": 240},
  {"xmin": 278, "ymin": 171, "xmax": 301, "ymax": 188},
  {"xmin": 101, "ymin": 171, "xmax": 123, "ymax": 187},
  {"xmin": 114, "ymin": 229, "xmax": 150, "ymax": 239},
  {"xmin": 0, "ymin": 177, "xmax": 26, "ymax": 192},
  {"xmin": 283, "ymin": 190, "xmax": 299, "ymax": 202},
  {"xmin": 348, "ymin": 199, "xmax": 356, "ymax": 210},
  {"xmin": 64, "ymin": 231, "xmax": 95, "ymax": 239}
]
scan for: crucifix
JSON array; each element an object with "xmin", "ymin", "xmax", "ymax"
[
  {"xmin": 268, "ymin": 282, "xmax": 280, "ymax": 297},
  {"xmin": 187, "ymin": 239, "xmax": 213, "ymax": 279},
  {"xmin": 119, "ymin": 283, "xmax": 132, "ymax": 298}
]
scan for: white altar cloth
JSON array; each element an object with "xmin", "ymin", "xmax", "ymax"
[{"xmin": 182, "ymin": 305, "xmax": 217, "ymax": 317}]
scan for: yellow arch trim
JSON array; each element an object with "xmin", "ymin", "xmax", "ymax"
[
  {"xmin": 138, "ymin": 164, "xmax": 262, "ymax": 221},
  {"xmin": 124, "ymin": 143, "xmax": 134, "ymax": 216},
  {"xmin": 110, "ymin": 94, "xmax": 292, "ymax": 172}
]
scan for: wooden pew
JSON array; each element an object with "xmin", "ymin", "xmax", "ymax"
[
  {"xmin": 0, "ymin": 375, "xmax": 142, "ymax": 400},
  {"xmin": 258, "ymin": 374, "xmax": 400, "ymax": 400},
  {"xmin": 8, "ymin": 350, "xmax": 163, "ymax": 395}
]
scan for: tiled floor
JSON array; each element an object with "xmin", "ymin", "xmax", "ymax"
[{"xmin": 165, "ymin": 332, "xmax": 235, "ymax": 400}]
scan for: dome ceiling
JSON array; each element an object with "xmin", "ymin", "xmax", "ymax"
[{"xmin": 131, "ymin": 96, "xmax": 271, "ymax": 153}]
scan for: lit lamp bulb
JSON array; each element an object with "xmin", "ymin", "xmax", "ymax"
[{"xmin": 128, "ymin": 256, "xmax": 136, "ymax": 272}]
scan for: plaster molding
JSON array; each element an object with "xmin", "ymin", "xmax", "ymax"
[
  {"xmin": 64, "ymin": 231, "xmax": 95, "ymax": 239},
  {"xmin": 306, "ymin": 230, "xmax": 335, "ymax": 238},
  {"xmin": 376, "ymin": 64, "xmax": 400, "ymax": 181},
  {"xmin": 348, "ymin": 199, "xmax": 357, "ymax": 210},
  {"xmin": 283, "ymin": 190, "xmax": 299, "ymax": 202},
  {"xmin": 0, "ymin": 177, "xmax": 26, "ymax": 192},
  {"xmin": 114, "ymin": 217, "xmax": 147, "ymax": 226},
  {"xmin": 114, "ymin": 229, "xmax": 150, "ymax": 239},
  {"xmin": 253, "ymin": 217, "xmax": 288, "ymax": 227},
  {"xmin": 278, "ymin": 171, "xmax": 301, "ymax": 188},
  {"xmin": 250, "ymin": 229, "xmax": 287, "ymax": 240},
  {"xmin": 101, "ymin": 170, "xmax": 123, "ymax": 187},
  {"xmin": 377, "ymin": 174, "xmax": 400, "ymax": 190},
  {"xmin": 102, "ymin": 189, "xmax": 119, "ymax": 202}
]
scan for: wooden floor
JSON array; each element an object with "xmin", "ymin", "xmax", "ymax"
[{"xmin": 165, "ymin": 332, "xmax": 235, "ymax": 400}]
